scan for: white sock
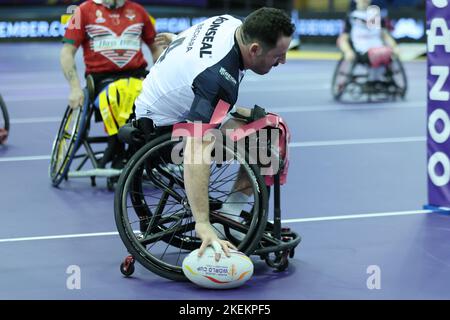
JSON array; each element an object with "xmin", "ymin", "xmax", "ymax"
[
  {"xmin": 213, "ymin": 191, "xmax": 249, "ymax": 240},
  {"xmin": 220, "ymin": 191, "xmax": 249, "ymax": 220}
]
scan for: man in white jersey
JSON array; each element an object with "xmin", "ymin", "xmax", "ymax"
[
  {"xmin": 134, "ymin": 7, "xmax": 295, "ymax": 259},
  {"xmin": 338, "ymin": 0, "xmax": 399, "ymax": 61},
  {"xmin": 337, "ymin": 0, "xmax": 399, "ymax": 86}
]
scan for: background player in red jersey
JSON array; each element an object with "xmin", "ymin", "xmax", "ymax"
[{"xmin": 60, "ymin": 0, "xmax": 171, "ymax": 168}]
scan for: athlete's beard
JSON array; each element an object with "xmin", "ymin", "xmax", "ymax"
[{"xmin": 102, "ymin": 0, "xmax": 126, "ymax": 9}]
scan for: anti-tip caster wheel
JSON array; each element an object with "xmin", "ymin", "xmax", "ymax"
[{"xmin": 120, "ymin": 255, "xmax": 135, "ymax": 277}]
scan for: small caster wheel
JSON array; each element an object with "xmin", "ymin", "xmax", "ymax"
[
  {"xmin": 120, "ymin": 256, "xmax": 135, "ymax": 277},
  {"xmin": 276, "ymin": 251, "xmax": 289, "ymax": 272},
  {"xmin": 265, "ymin": 251, "xmax": 289, "ymax": 272}
]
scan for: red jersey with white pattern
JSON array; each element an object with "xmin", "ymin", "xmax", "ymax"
[{"xmin": 63, "ymin": 0, "xmax": 156, "ymax": 74}]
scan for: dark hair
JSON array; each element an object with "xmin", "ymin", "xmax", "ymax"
[{"xmin": 241, "ymin": 7, "xmax": 295, "ymax": 49}]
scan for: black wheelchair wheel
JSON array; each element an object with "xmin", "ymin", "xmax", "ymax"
[
  {"xmin": 0, "ymin": 94, "xmax": 9, "ymax": 144},
  {"xmin": 389, "ymin": 57, "xmax": 408, "ymax": 99},
  {"xmin": 331, "ymin": 58, "xmax": 354, "ymax": 101},
  {"xmin": 115, "ymin": 132, "xmax": 269, "ymax": 281},
  {"xmin": 49, "ymin": 89, "xmax": 90, "ymax": 186}
]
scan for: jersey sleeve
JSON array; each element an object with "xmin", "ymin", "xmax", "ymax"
[
  {"xmin": 138, "ymin": 5, "xmax": 156, "ymax": 47},
  {"xmin": 62, "ymin": 5, "xmax": 86, "ymax": 47},
  {"xmin": 187, "ymin": 68, "xmax": 232, "ymax": 123}
]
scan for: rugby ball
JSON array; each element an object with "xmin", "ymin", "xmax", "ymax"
[{"xmin": 182, "ymin": 246, "xmax": 254, "ymax": 289}]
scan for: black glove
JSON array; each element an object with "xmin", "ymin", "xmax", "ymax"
[{"xmin": 230, "ymin": 105, "xmax": 267, "ymax": 123}]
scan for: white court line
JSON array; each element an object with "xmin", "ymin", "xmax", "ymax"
[
  {"xmin": 0, "ymin": 137, "xmax": 425, "ymax": 162},
  {"xmin": 241, "ymin": 80, "xmax": 424, "ymax": 91},
  {"xmin": 5, "ymin": 87, "xmax": 303, "ymax": 102},
  {"xmin": 0, "ymin": 209, "xmax": 433, "ymax": 243},
  {"xmin": 290, "ymin": 136, "xmax": 425, "ymax": 147},
  {"xmin": 4, "ymin": 95, "xmax": 67, "ymax": 102},
  {"xmin": 3, "ymin": 83, "xmax": 424, "ymax": 102},
  {"xmin": 3, "ymin": 82, "xmax": 424, "ymax": 101},
  {"xmin": 275, "ymin": 209, "xmax": 431, "ymax": 224},
  {"xmin": 245, "ymin": 74, "xmax": 336, "ymax": 82},
  {"xmin": 1, "ymin": 83, "xmax": 67, "ymax": 91},
  {"xmin": 271, "ymin": 101, "xmax": 425, "ymax": 113},
  {"xmin": 0, "ymin": 155, "xmax": 51, "ymax": 162},
  {"xmin": 0, "ymin": 231, "xmax": 119, "ymax": 243},
  {"xmin": 8, "ymin": 101, "xmax": 426, "ymax": 125},
  {"xmin": 241, "ymin": 85, "xmax": 329, "ymax": 93},
  {"xmin": 3, "ymin": 85, "xmax": 325, "ymax": 101},
  {"xmin": 10, "ymin": 117, "xmax": 60, "ymax": 124}
]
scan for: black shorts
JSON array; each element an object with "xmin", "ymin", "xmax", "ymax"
[
  {"xmin": 88, "ymin": 68, "xmax": 149, "ymax": 97},
  {"xmin": 356, "ymin": 52, "xmax": 370, "ymax": 65}
]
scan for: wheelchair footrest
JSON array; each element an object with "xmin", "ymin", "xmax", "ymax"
[{"xmin": 68, "ymin": 168, "xmax": 122, "ymax": 178}]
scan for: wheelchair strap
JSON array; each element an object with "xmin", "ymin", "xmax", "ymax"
[
  {"xmin": 97, "ymin": 78, "xmax": 143, "ymax": 135},
  {"xmin": 227, "ymin": 115, "xmax": 279, "ymax": 142},
  {"xmin": 99, "ymin": 90, "xmax": 118, "ymax": 135},
  {"xmin": 172, "ymin": 100, "xmax": 291, "ymax": 186},
  {"xmin": 172, "ymin": 100, "xmax": 231, "ymax": 138},
  {"xmin": 108, "ymin": 82, "xmax": 120, "ymax": 128},
  {"xmin": 172, "ymin": 99, "xmax": 280, "ymax": 142},
  {"xmin": 120, "ymin": 78, "xmax": 142, "ymax": 122}
]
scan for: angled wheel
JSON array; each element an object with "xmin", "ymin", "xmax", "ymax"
[
  {"xmin": 331, "ymin": 58, "xmax": 354, "ymax": 101},
  {"xmin": 49, "ymin": 88, "xmax": 90, "ymax": 186},
  {"xmin": 115, "ymin": 132, "xmax": 269, "ymax": 281},
  {"xmin": 0, "ymin": 94, "xmax": 9, "ymax": 144},
  {"xmin": 388, "ymin": 57, "xmax": 408, "ymax": 99}
]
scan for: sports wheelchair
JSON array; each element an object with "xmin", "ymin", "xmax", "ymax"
[
  {"xmin": 115, "ymin": 101, "xmax": 302, "ymax": 281},
  {"xmin": 331, "ymin": 48, "xmax": 407, "ymax": 103},
  {"xmin": 49, "ymin": 76, "xmax": 141, "ymax": 190},
  {"xmin": 0, "ymin": 93, "xmax": 9, "ymax": 145}
]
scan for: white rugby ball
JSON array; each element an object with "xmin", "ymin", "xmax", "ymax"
[{"xmin": 182, "ymin": 246, "xmax": 254, "ymax": 289}]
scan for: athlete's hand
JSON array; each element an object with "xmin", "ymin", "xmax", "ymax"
[
  {"xmin": 392, "ymin": 46, "xmax": 400, "ymax": 58},
  {"xmin": 344, "ymin": 49, "xmax": 356, "ymax": 61},
  {"xmin": 68, "ymin": 87, "xmax": 84, "ymax": 109},
  {"xmin": 155, "ymin": 33, "xmax": 176, "ymax": 48},
  {"xmin": 195, "ymin": 222, "xmax": 236, "ymax": 261}
]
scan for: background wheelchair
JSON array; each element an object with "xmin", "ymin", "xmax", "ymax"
[
  {"xmin": 331, "ymin": 49, "xmax": 407, "ymax": 103},
  {"xmin": 114, "ymin": 104, "xmax": 301, "ymax": 281},
  {"xmin": 0, "ymin": 93, "xmax": 9, "ymax": 145},
  {"xmin": 49, "ymin": 76, "xmax": 134, "ymax": 190}
]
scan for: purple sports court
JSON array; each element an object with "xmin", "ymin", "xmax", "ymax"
[{"xmin": 1, "ymin": 0, "xmax": 449, "ymax": 301}]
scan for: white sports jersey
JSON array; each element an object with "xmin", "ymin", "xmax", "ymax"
[
  {"xmin": 344, "ymin": 10, "xmax": 385, "ymax": 54},
  {"xmin": 135, "ymin": 14, "xmax": 245, "ymax": 126}
]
